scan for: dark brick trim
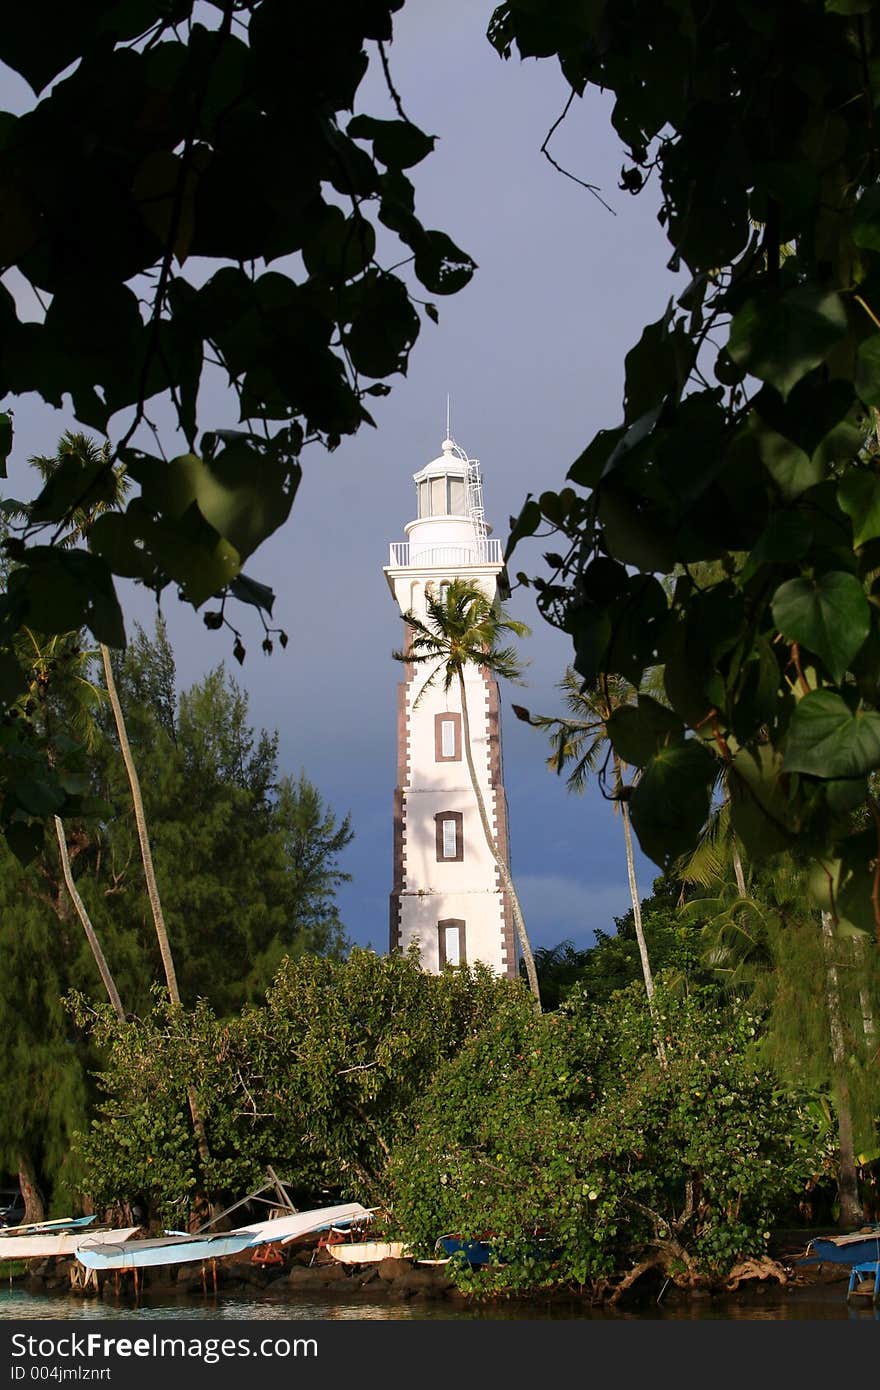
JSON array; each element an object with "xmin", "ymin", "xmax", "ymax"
[
  {"xmin": 438, "ymin": 918, "xmax": 467, "ymax": 968},
  {"xmin": 434, "ymin": 710, "xmax": 462, "ymax": 762},
  {"xmin": 389, "ymin": 667, "xmax": 411, "ymax": 954},
  {"xmin": 434, "ymin": 810, "xmax": 464, "ymax": 862},
  {"xmin": 484, "ymin": 672, "xmax": 517, "ymax": 979}
]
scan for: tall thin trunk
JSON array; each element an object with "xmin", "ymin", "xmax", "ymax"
[
  {"xmin": 853, "ymin": 937, "xmax": 876, "ymax": 1047},
  {"xmin": 100, "ymin": 644, "xmax": 211, "ymax": 1173},
  {"xmin": 731, "ymin": 836, "xmax": 747, "ymax": 899},
  {"xmin": 617, "ymin": 765, "xmax": 666, "ymax": 1068},
  {"xmin": 457, "ymin": 670, "xmax": 541, "ymax": 1011},
  {"xmin": 820, "ymin": 911, "xmax": 863, "ymax": 1229},
  {"xmin": 100, "ymin": 644, "xmax": 180, "ymax": 1003},
  {"xmin": 54, "ymin": 815, "xmax": 125, "ymax": 1021}
]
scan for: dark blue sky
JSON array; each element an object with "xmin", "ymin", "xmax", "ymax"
[{"xmin": 0, "ymin": 4, "xmax": 686, "ymax": 953}]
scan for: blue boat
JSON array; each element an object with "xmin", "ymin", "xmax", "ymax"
[
  {"xmin": 802, "ymin": 1228, "xmax": 880, "ymax": 1266},
  {"xmin": 437, "ymin": 1236, "xmax": 499, "ymax": 1267}
]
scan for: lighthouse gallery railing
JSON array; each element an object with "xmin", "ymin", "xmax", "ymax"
[{"xmin": 388, "ymin": 539, "xmax": 503, "ymax": 568}]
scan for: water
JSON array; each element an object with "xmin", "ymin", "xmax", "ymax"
[{"xmin": 0, "ymin": 1285, "xmax": 875, "ymax": 1321}]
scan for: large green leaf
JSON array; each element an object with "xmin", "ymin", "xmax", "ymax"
[
  {"xmin": 607, "ymin": 696, "xmax": 684, "ymax": 767},
  {"xmin": 413, "ymin": 231, "xmax": 477, "ymax": 296},
  {"xmin": 782, "ymin": 689, "xmax": 880, "ymax": 778},
  {"xmin": 852, "ymin": 184, "xmax": 880, "ymax": 252},
  {"xmin": 597, "ymin": 480, "xmax": 677, "ymax": 573},
  {"xmin": 628, "ymin": 739, "xmax": 718, "ymax": 863},
  {"xmin": 740, "ymin": 512, "xmax": 813, "ymax": 582},
  {"xmin": 569, "ymin": 602, "xmax": 611, "ymax": 686},
  {"xmin": 347, "ymin": 116, "xmax": 436, "ymax": 170},
  {"xmin": 728, "ymin": 743, "xmax": 796, "ymax": 858},
  {"xmin": 130, "ymin": 446, "xmax": 299, "ymax": 564},
  {"xmin": 622, "ymin": 306, "xmax": 695, "ymax": 424},
  {"xmin": 855, "ymin": 332, "xmax": 880, "ymax": 408},
  {"xmin": 747, "ymin": 415, "xmax": 823, "ymax": 499},
  {"xmin": 567, "ymin": 427, "xmax": 626, "ymax": 488},
  {"xmin": 345, "ymin": 272, "xmax": 420, "ymax": 376},
  {"xmin": 728, "ymin": 287, "xmax": 848, "ymax": 399},
  {"xmin": 138, "ymin": 505, "xmax": 241, "ymax": 609},
  {"xmin": 11, "ymin": 547, "xmax": 126, "ymax": 648},
  {"xmin": 837, "ymin": 470, "xmax": 880, "ymax": 549},
  {"xmin": 771, "ymin": 572, "xmax": 870, "ymax": 683},
  {"xmin": 302, "ymin": 205, "xmax": 376, "ymax": 283}
]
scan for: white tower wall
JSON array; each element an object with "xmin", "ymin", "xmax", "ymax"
[{"xmin": 383, "ymin": 438, "xmax": 516, "ymax": 979}]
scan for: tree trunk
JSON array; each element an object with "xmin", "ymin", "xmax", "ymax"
[
  {"xmin": 853, "ymin": 936, "xmax": 876, "ymax": 1047},
  {"xmin": 100, "ymin": 644, "xmax": 180, "ymax": 1004},
  {"xmin": 100, "ymin": 644, "xmax": 211, "ymax": 1174},
  {"xmin": 54, "ymin": 815, "xmax": 126, "ymax": 1021},
  {"xmin": 17, "ymin": 1154, "xmax": 44, "ymax": 1225},
  {"xmin": 820, "ymin": 911, "xmax": 863, "ymax": 1228},
  {"xmin": 457, "ymin": 670, "xmax": 541, "ymax": 1011},
  {"xmin": 618, "ymin": 770, "xmax": 667, "ymax": 1068},
  {"xmin": 731, "ymin": 836, "xmax": 747, "ymax": 899}
]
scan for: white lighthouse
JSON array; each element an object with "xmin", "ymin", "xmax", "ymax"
[{"xmin": 383, "ymin": 433, "xmax": 517, "ymax": 978}]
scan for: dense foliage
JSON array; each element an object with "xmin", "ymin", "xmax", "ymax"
[
  {"xmin": 388, "ymin": 980, "xmax": 828, "ymax": 1291},
  {"xmin": 72, "ymin": 951, "xmax": 510, "ymax": 1225}
]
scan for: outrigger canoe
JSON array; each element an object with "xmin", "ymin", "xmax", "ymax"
[
  {"xmin": 76, "ymin": 1230, "xmax": 254, "ymax": 1271},
  {"xmin": 76, "ymin": 1201, "xmax": 371, "ymax": 1272},
  {"xmin": 0, "ymin": 1224, "xmax": 140, "ymax": 1261}
]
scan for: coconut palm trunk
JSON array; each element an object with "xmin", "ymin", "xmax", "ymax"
[
  {"xmin": 100, "ymin": 643, "xmax": 210, "ymax": 1170},
  {"xmin": 53, "ymin": 815, "xmax": 125, "ymax": 1021},
  {"xmin": 731, "ymin": 837, "xmax": 747, "ymax": 899},
  {"xmin": 616, "ymin": 756, "xmax": 666, "ymax": 1067},
  {"xmin": 456, "ymin": 669, "xmax": 541, "ymax": 1010},
  {"xmin": 820, "ymin": 910, "xmax": 863, "ymax": 1228},
  {"xmin": 100, "ymin": 644, "xmax": 180, "ymax": 1003}
]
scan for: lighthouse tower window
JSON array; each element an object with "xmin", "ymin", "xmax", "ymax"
[
  {"xmin": 438, "ymin": 919, "xmax": 466, "ymax": 968},
  {"xmin": 435, "ymin": 712, "xmax": 461, "ymax": 762},
  {"xmin": 435, "ymin": 812, "xmax": 464, "ymax": 862}
]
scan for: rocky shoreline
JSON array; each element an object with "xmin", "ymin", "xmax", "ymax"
[{"xmin": 6, "ymin": 1233, "xmax": 857, "ymax": 1315}]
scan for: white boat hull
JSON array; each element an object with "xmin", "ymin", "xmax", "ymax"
[
  {"xmin": 328, "ymin": 1241, "xmax": 409, "ymax": 1264},
  {"xmin": 0, "ymin": 1226, "xmax": 140, "ymax": 1261},
  {"xmin": 237, "ymin": 1203, "xmax": 371, "ymax": 1246},
  {"xmin": 75, "ymin": 1203, "xmax": 372, "ymax": 1272}
]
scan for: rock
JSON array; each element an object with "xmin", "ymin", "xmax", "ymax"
[
  {"xmin": 392, "ymin": 1268, "xmax": 451, "ymax": 1297},
  {"xmin": 377, "ymin": 1257, "xmax": 412, "ymax": 1282}
]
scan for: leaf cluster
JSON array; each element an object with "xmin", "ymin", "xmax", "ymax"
[{"xmin": 498, "ymin": 1, "xmax": 880, "ymax": 938}]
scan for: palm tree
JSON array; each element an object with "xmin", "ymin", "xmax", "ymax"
[
  {"xmin": 676, "ymin": 780, "xmax": 748, "ymax": 900},
  {"xmin": 514, "ymin": 667, "xmax": 665, "ymax": 1060},
  {"xmin": 394, "ymin": 578, "xmax": 541, "ymax": 1010},
  {"xmin": 27, "ymin": 434, "xmax": 206, "ymax": 1165}
]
